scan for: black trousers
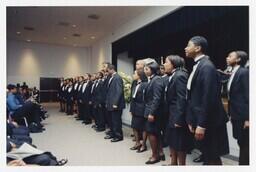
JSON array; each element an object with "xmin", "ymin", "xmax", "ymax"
[
  {"xmin": 97, "ymin": 106, "xmax": 106, "ymax": 129},
  {"xmin": 12, "ymin": 102, "xmax": 41, "ymax": 126},
  {"xmin": 106, "ymin": 110, "xmax": 113, "ymax": 133},
  {"xmin": 77, "ymin": 102, "xmax": 83, "ymax": 119},
  {"xmin": 238, "ymin": 128, "xmax": 249, "ymax": 165},
  {"xmin": 110, "ymin": 110, "xmax": 123, "ymax": 139},
  {"xmin": 93, "ymin": 106, "xmax": 99, "ymax": 126},
  {"xmin": 66, "ymin": 101, "xmax": 73, "ymax": 115},
  {"xmin": 82, "ymin": 102, "xmax": 92, "ymax": 122}
]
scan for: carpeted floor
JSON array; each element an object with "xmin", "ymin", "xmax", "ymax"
[{"xmin": 30, "ymin": 103, "xmax": 237, "ymax": 166}]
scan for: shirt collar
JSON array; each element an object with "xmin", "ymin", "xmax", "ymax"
[
  {"xmin": 232, "ymin": 65, "xmax": 240, "ymax": 73},
  {"xmin": 194, "ymin": 54, "xmax": 205, "ymax": 62}
]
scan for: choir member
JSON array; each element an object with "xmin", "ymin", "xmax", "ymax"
[
  {"xmin": 143, "ymin": 59, "xmax": 165, "ymax": 164},
  {"xmin": 226, "ymin": 50, "xmax": 249, "ymax": 165},
  {"xmin": 163, "ymin": 55, "xmax": 193, "ymax": 165},
  {"xmin": 105, "ymin": 64, "xmax": 126, "ymax": 142},
  {"xmin": 81, "ymin": 74, "xmax": 93, "ymax": 124},
  {"xmin": 185, "ymin": 36, "xmax": 229, "ymax": 165},
  {"xmin": 66, "ymin": 79, "xmax": 74, "ymax": 115},
  {"xmin": 129, "ymin": 70, "xmax": 148, "ymax": 152}
]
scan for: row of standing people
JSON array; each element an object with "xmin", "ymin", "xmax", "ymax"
[{"xmin": 59, "ymin": 64, "xmax": 126, "ymax": 142}]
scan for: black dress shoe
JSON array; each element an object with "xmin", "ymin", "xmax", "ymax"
[
  {"xmin": 137, "ymin": 146, "xmax": 147, "ymax": 153},
  {"xmin": 96, "ymin": 128, "xmax": 105, "ymax": 132},
  {"xmin": 193, "ymin": 155, "xmax": 204, "ymax": 163},
  {"xmin": 160, "ymin": 154, "xmax": 165, "ymax": 161},
  {"xmin": 145, "ymin": 158, "xmax": 160, "ymax": 164},
  {"xmin": 104, "ymin": 135, "xmax": 113, "ymax": 139},
  {"xmin": 84, "ymin": 121, "xmax": 92, "ymax": 125},
  {"xmin": 76, "ymin": 118, "xmax": 83, "ymax": 121},
  {"xmin": 111, "ymin": 137, "xmax": 123, "ymax": 142},
  {"xmin": 130, "ymin": 144, "xmax": 141, "ymax": 150}
]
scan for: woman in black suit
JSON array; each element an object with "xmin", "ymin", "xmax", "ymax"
[
  {"xmin": 130, "ymin": 70, "xmax": 148, "ymax": 152},
  {"xmin": 143, "ymin": 59, "xmax": 165, "ymax": 164},
  {"xmin": 163, "ymin": 55, "xmax": 193, "ymax": 165},
  {"xmin": 226, "ymin": 50, "xmax": 249, "ymax": 165}
]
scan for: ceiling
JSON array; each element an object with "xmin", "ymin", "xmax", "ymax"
[{"xmin": 7, "ymin": 6, "xmax": 150, "ymax": 47}]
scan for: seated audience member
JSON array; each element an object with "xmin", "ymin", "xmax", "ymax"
[
  {"xmin": 7, "ymin": 84, "xmax": 44, "ymax": 133},
  {"xmin": 7, "ymin": 141, "xmax": 68, "ymax": 166}
]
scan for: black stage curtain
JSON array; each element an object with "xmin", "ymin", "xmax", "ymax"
[{"xmin": 112, "ymin": 6, "xmax": 249, "ymax": 72}]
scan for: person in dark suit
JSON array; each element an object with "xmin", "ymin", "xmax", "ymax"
[
  {"xmin": 89, "ymin": 74, "xmax": 98, "ymax": 128},
  {"xmin": 226, "ymin": 50, "xmax": 249, "ymax": 165},
  {"xmin": 185, "ymin": 36, "xmax": 229, "ymax": 165},
  {"xmin": 143, "ymin": 59, "xmax": 165, "ymax": 164},
  {"xmin": 66, "ymin": 79, "xmax": 74, "ymax": 115},
  {"xmin": 76, "ymin": 76, "xmax": 85, "ymax": 120},
  {"xmin": 105, "ymin": 64, "xmax": 125, "ymax": 142},
  {"xmin": 81, "ymin": 74, "xmax": 93, "ymax": 124},
  {"xmin": 129, "ymin": 70, "xmax": 148, "ymax": 152},
  {"xmin": 93, "ymin": 71, "xmax": 106, "ymax": 132},
  {"xmin": 163, "ymin": 55, "xmax": 193, "ymax": 165}
]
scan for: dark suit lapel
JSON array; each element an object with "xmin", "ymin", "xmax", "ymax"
[
  {"xmin": 230, "ymin": 67, "xmax": 241, "ymax": 93},
  {"xmin": 190, "ymin": 57, "xmax": 207, "ymax": 89}
]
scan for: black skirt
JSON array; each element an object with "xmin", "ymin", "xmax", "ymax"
[
  {"xmin": 145, "ymin": 118, "xmax": 161, "ymax": 136},
  {"xmin": 131, "ymin": 115, "xmax": 146, "ymax": 131},
  {"xmin": 165, "ymin": 126, "xmax": 194, "ymax": 152},
  {"xmin": 198, "ymin": 124, "xmax": 230, "ymax": 160}
]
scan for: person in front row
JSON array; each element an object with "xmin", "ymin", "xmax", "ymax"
[
  {"xmin": 105, "ymin": 64, "xmax": 125, "ymax": 142},
  {"xmin": 143, "ymin": 59, "xmax": 165, "ymax": 164},
  {"xmin": 163, "ymin": 55, "xmax": 193, "ymax": 165},
  {"xmin": 129, "ymin": 69, "xmax": 148, "ymax": 152},
  {"xmin": 226, "ymin": 50, "xmax": 249, "ymax": 165},
  {"xmin": 185, "ymin": 36, "xmax": 229, "ymax": 165}
]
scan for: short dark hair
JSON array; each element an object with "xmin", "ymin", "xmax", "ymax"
[
  {"xmin": 107, "ymin": 64, "xmax": 116, "ymax": 71},
  {"xmin": 7, "ymin": 84, "xmax": 16, "ymax": 90},
  {"xmin": 190, "ymin": 36, "xmax": 208, "ymax": 53},
  {"xmin": 235, "ymin": 51, "xmax": 248, "ymax": 67},
  {"xmin": 98, "ymin": 71, "xmax": 104, "ymax": 78},
  {"xmin": 166, "ymin": 55, "xmax": 185, "ymax": 69},
  {"xmin": 145, "ymin": 60, "xmax": 159, "ymax": 75}
]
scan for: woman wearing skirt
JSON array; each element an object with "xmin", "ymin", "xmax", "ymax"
[
  {"xmin": 163, "ymin": 55, "xmax": 193, "ymax": 165},
  {"xmin": 130, "ymin": 69, "xmax": 148, "ymax": 152}
]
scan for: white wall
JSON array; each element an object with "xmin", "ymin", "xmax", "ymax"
[
  {"xmin": 91, "ymin": 6, "xmax": 180, "ymax": 72},
  {"xmin": 7, "ymin": 40, "xmax": 91, "ymax": 88}
]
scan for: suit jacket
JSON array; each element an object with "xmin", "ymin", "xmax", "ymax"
[
  {"xmin": 95, "ymin": 79, "xmax": 105, "ymax": 107},
  {"xmin": 186, "ymin": 56, "xmax": 228, "ymax": 128},
  {"xmin": 129, "ymin": 81, "xmax": 147, "ymax": 117},
  {"xmin": 81, "ymin": 81, "xmax": 92, "ymax": 104},
  {"xmin": 144, "ymin": 75, "xmax": 164, "ymax": 118},
  {"xmin": 66, "ymin": 85, "xmax": 74, "ymax": 103},
  {"xmin": 105, "ymin": 73, "xmax": 125, "ymax": 111},
  {"xmin": 228, "ymin": 67, "xmax": 249, "ymax": 121},
  {"xmin": 166, "ymin": 70, "xmax": 188, "ymax": 128}
]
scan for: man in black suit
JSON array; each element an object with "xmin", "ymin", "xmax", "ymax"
[
  {"xmin": 81, "ymin": 74, "xmax": 93, "ymax": 124},
  {"xmin": 226, "ymin": 50, "xmax": 249, "ymax": 165},
  {"xmin": 104, "ymin": 64, "xmax": 125, "ymax": 142},
  {"xmin": 185, "ymin": 36, "xmax": 229, "ymax": 165}
]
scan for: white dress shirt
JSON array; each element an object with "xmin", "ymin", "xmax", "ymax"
[
  {"xmin": 132, "ymin": 81, "xmax": 141, "ymax": 98},
  {"xmin": 187, "ymin": 54, "xmax": 205, "ymax": 90},
  {"xmin": 227, "ymin": 65, "xmax": 240, "ymax": 93},
  {"xmin": 82, "ymin": 82, "xmax": 88, "ymax": 93}
]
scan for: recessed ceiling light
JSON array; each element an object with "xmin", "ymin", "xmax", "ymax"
[
  {"xmin": 16, "ymin": 31, "xmax": 21, "ymax": 35},
  {"xmin": 88, "ymin": 14, "xmax": 100, "ymax": 20},
  {"xmin": 26, "ymin": 39, "xmax": 31, "ymax": 42},
  {"xmin": 90, "ymin": 36, "xmax": 95, "ymax": 39},
  {"xmin": 63, "ymin": 37, "xmax": 67, "ymax": 40},
  {"xmin": 72, "ymin": 33, "xmax": 81, "ymax": 37},
  {"xmin": 72, "ymin": 24, "xmax": 77, "ymax": 28},
  {"xmin": 24, "ymin": 26, "xmax": 35, "ymax": 31},
  {"xmin": 73, "ymin": 44, "xmax": 77, "ymax": 47},
  {"xmin": 58, "ymin": 21, "xmax": 70, "ymax": 27}
]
